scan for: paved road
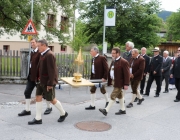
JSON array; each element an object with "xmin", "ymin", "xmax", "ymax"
[{"xmin": 0, "ymin": 82, "xmax": 180, "ymax": 140}]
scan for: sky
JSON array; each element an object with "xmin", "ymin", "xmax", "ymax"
[
  {"xmin": 75, "ymin": 0, "xmax": 180, "ymax": 17},
  {"xmin": 159, "ymin": 0, "xmax": 180, "ymax": 12}
]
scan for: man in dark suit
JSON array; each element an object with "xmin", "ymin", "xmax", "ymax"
[
  {"xmin": 140, "ymin": 47, "xmax": 150, "ymax": 94},
  {"xmin": 171, "ymin": 47, "xmax": 180, "ymax": 102},
  {"xmin": 85, "ymin": 46, "xmax": 109, "ymax": 110},
  {"xmin": 99, "ymin": 47, "xmax": 130, "ymax": 116},
  {"xmin": 18, "ymin": 38, "xmax": 52, "ymax": 116},
  {"xmin": 144, "ymin": 47, "xmax": 163, "ymax": 97},
  {"xmin": 161, "ymin": 50, "xmax": 172, "ymax": 93},
  {"xmin": 28, "ymin": 39, "xmax": 68, "ymax": 125},
  {"xmin": 123, "ymin": 41, "xmax": 134, "ymax": 63},
  {"xmin": 121, "ymin": 41, "xmax": 139, "ymax": 102},
  {"xmin": 126, "ymin": 49, "xmax": 145, "ymax": 108}
]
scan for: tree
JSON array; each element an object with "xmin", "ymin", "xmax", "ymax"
[
  {"xmin": 79, "ymin": 0, "xmax": 163, "ymax": 50},
  {"xmin": 166, "ymin": 10, "xmax": 180, "ymax": 41},
  {"xmin": 0, "ymin": 0, "xmax": 74, "ymax": 44},
  {"xmin": 71, "ymin": 20, "xmax": 92, "ymax": 51}
]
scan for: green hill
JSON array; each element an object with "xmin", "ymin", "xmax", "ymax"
[{"xmin": 158, "ymin": 10, "xmax": 173, "ymax": 21}]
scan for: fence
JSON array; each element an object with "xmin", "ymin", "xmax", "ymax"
[
  {"xmin": 56, "ymin": 53, "xmax": 92, "ymax": 79},
  {"xmin": 0, "ymin": 50, "xmax": 21, "ymax": 77},
  {"xmin": 0, "ymin": 49, "xmax": 92, "ymax": 79}
]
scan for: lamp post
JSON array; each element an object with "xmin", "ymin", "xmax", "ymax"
[{"xmin": 27, "ymin": 0, "xmax": 34, "ymax": 77}]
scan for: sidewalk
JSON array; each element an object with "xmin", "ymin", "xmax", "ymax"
[{"xmin": 0, "ymin": 83, "xmax": 180, "ymax": 140}]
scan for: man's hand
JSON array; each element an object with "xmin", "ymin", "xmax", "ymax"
[
  {"xmin": 153, "ymin": 71, "xmax": 157, "ymax": 74},
  {"xmin": 161, "ymin": 69, "xmax": 164, "ymax": 72},
  {"xmin": 47, "ymin": 86, "xmax": 53, "ymax": 91},
  {"xmin": 124, "ymin": 85, "xmax": 128, "ymax": 90},
  {"xmin": 102, "ymin": 78, "xmax": 106, "ymax": 82},
  {"xmin": 130, "ymin": 74, "xmax": 134, "ymax": 79},
  {"xmin": 144, "ymin": 73, "xmax": 146, "ymax": 76}
]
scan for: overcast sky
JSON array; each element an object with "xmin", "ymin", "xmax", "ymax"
[{"xmin": 159, "ymin": 0, "xmax": 180, "ymax": 11}]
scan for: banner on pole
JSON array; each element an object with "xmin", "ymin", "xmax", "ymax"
[{"xmin": 105, "ymin": 8, "xmax": 116, "ymax": 26}]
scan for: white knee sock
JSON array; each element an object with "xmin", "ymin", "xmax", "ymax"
[
  {"xmin": 119, "ymin": 97, "xmax": 125, "ymax": 111},
  {"xmin": 103, "ymin": 93, "xmax": 109, "ymax": 102},
  {"xmin": 45, "ymin": 100, "xmax": 51, "ymax": 109},
  {"xmin": 137, "ymin": 90, "xmax": 142, "ymax": 99},
  {"xmin": 123, "ymin": 90, "xmax": 126, "ymax": 97},
  {"xmin": 90, "ymin": 94, "xmax": 96, "ymax": 107},
  {"xmin": 35, "ymin": 101, "xmax": 42, "ymax": 120},
  {"xmin": 54, "ymin": 100, "xmax": 65, "ymax": 116},
  {"xmin": 131, "ymin": 94, "xmax": 137, "ymax": 103},
  {"xmin": 172, "ymin": 85, "xmax": 176, "ymax": 89},
  {"xmin": 105, "ymin": 99, "xmax": 115, "ymax": 112},
  {"xmin": 169, "ymin": 84, "xmax": 172, "ymax": 89},
  {"xmin": 25, "ymin": 99, "xmax": 30, "ymax": 111}
]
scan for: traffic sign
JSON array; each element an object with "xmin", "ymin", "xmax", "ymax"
[
  {"xmin": 22, "ymin": 19, "xmax": 38, "ymax": 35},
  {"xmin": 27, "ymin": 35, "xmax": 33, "ymax": 42}
]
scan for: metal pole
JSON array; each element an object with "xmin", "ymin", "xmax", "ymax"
[
  {"xmin": 102, "ymin": 5, "xmax": 106, "ymax": 54},
  {"xmin": 31, "ymin": 0, "xmax": 34, "ymax": 20},
  {"xmin": 27, "ymin": 0, "xmax": 34, "ymax": 77}
]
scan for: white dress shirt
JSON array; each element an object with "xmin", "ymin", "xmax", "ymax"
[{"xmin": 92, "ymin": 54, "xmax": 99, "ymax": 74}]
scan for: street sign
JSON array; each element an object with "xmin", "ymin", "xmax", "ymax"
[
  {"xmin": 105, "ymin": 8, "xmax": 116, "ymax": 26},
  {"xmin": 27, "ymin": 35, "xmax": 33, "ymax": 42},
  {"xmin": 22, "ymin": 19, "xmax": 38, "ymax": 35}
]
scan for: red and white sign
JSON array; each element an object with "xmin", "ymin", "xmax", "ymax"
[{"xmin": 22, "ymin": 19, "xmax": 38, "ymax": 35}]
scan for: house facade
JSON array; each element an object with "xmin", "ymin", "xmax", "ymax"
[{"xmin": 0, "ymin": 9, "xmax": 73, "ymax": 53}]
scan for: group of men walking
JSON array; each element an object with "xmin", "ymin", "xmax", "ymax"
[
  {"xmin": 88, "ymin": 41, "xmax": 179, "ymax": 116},
  {"xmin": 18, "ymin": 38, "xmax": 68, "ymax": 125},
  {"xmin": 18, "ymin": 38, "xmax": 180, "ymax": 124}
]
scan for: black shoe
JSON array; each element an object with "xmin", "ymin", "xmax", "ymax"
[
  {"xmin": 174, "ymin": 99, "xmax": 180, "ymax": 102},
  {"xmin": 28, "ymin": 118, "xmax": 42, "ymax": 125},
  {"xmin": 85, "ymin": 105, "xmax": 95, "ymax": 110},
  {"xmin": 115, "ymin": 110, "xmax": 126, "ymax": 115},
  {"xmin": 18, "ymin": 110, "xmax": 31, "ymax": 116},
  {"xmin": 163, "ymin": 91, "xmax": 169, "ymax": 93},
  {"xmin": 154, "ymin": 95, "xmax": 159, "ymax": 97},
  {"xmin": 126, "ymin": 103, "xmax": 133, "ymax": 108},
  {"xmin": 134, "ymin": 97, "xmax": 138, "ymax": 102},
  {"xmin": 137, "ymin": 98, "xmax": 144, "ymax": 105},
  {"xmin": 58, "ymin": 112, "xmax": 68, "ymax": 122},
  {"xmin": 143, "ymin": 94, "xmax": 149, "ymax": 97},
  {"xmin": 44, "ymin": 107, "xmax": 52, "ymax": 115},
  {"xmin": 105, "ymin": 102, "xmax": 109, "ymax": 108},
  {"xmin": 99, "ymin": 108, "xmax": 107, "ymax": 116}
]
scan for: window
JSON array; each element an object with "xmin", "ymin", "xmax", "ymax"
[
  {"xmin": 61, "ymin": 45, "xmax": 66, "ymax": 52},
  {"xmin": 47, "ymin": 14, "xmax": 56, "ymax": 28},
  {"xmin": 3, "ymin": 45, "xmax": 9, "ymax": 52},
  {"xmin": 61, "ymin": 16, "xmax": 68, "ymax": 32},
  {"xmin": 49, "ymin": 46, "xmax": 54, "ymax": 51}
]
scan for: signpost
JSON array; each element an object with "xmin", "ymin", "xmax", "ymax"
[
  {"xmin": 22, "ymin": 19, "xmax": 37, "ymax": 35},
  {"xmin": 102, "ymin": 6, "xmax": 116, "ymax": 54},
  {"xmin": 21, "ymin": 0, "xmax": 37, "ymax": 77}
]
